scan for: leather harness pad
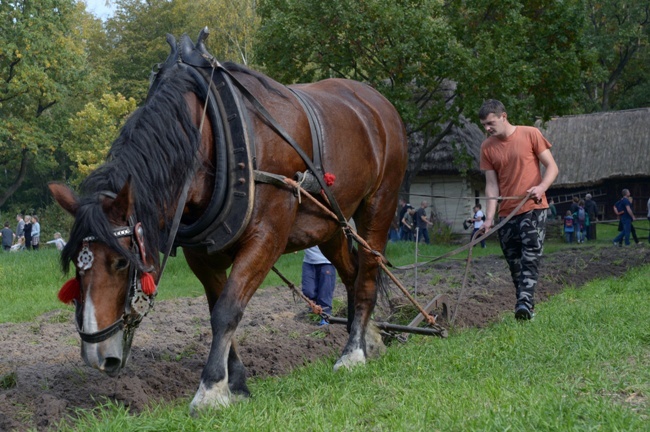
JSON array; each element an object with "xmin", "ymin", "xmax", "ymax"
[{"xmin": 151, "ymin": 33, "xmax": 255, "ymax": 254}]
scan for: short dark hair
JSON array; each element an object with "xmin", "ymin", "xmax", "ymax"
[
  {"xmin": 479, "ymin": 99, "xmax": 506, "ymax": 120},
  {"xmin": 474, "ymin": 203, "xmax": 482, "ymax": 209},
  {"xmin": 4, "ymin": 222, "xmax": 9, "ymax": 227}
]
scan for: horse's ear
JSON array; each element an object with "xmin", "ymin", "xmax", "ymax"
[
  {"xmin": 48, "ymin": 182, "xmax": 79, "ymax": 216},
  {"xmin": 105, "ymin": 179, "xmax": 134, "ymax": 223}
]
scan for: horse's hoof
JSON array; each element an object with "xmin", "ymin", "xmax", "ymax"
[
  {"xmin": 333, "ymin": 348, "xmax": 366, "ymax": 371},
  {"xmin": 189, "ymin": 380, "xmax": 231, "ymax": 415}
]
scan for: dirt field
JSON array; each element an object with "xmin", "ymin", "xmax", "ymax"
[{"xmin": 1, "ymin": 244, "xmax": 648, "ymax": 431}]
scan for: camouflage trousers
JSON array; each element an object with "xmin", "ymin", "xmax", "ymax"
[{"xmin": 497, "ymin": 209, "xmax": 547, "ymax": 309}]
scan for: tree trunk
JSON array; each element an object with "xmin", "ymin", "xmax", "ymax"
[{"xmin": 0, "ymin": 149, "xmax": 29, "ymax": 208}]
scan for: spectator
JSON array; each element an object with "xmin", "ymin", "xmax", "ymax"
[
  {"xmin": 302, "ymin": 246, "xmax": 337, "ymax": 326},
  {"xmin": 479, "ymin": 99, "xmax": 558, "ymax": 320},
  {"xmin": 573, "ymin": 200, "xmax": 587, "ymax": 243},
  {"xmin": 23, "ymin": 215, "xmax": 32, "ymax": 250},
  {"xmin": 563, "ymin": 210, "xmax": 575, "ymax": 243},
  {"xmin": 547, "ymin": 198, "xmax": 557, "ymax": 220},
  {"xmin": 414, "ymin": 201, "xmax": 433, "ymax": 244},
  {"xmin": 16, "ymin": 214, "xmax": 25, "ymax": 241},
  {"xmin": 31, "ymin": 215, "xmax": 41, "ymax": 251},
  {"xmin": 613, "ymin": 189, "xmax": 635, "ymax": 246},
  {"xmin": 400, "ymin": 204, "xmax": 415, "ymax": 241},
  {"xmin": 615, "ymin": 196, "xmax": 640, "ymax": 246},
  {"xmin": 1, "ymin": 222, "xmax": 15, "ymax": 251},
  {"xmin": 469, "ymin": 204, "xmax": 486, "ymax": 248},
  {"xmin": 570, "ymin": 197, "xmax": 579, "ymax": 215},
  {"xmin": 584, "ymin": 194, "xmax": 599, "ymax": 240},
  {"xmin": 46, "ymin": 232, "xmax": 67, "ymax": 251}
]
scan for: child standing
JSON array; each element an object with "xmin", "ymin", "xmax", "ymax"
[{"xmin": 564, "ymin": 210, "xmax": 575, "ymax": 243}]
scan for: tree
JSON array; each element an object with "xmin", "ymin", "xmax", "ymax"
[
  {"xmin": 63, "ymin": 93, "xmax": 137, "ymax": 185},
  {"xmin": 255, "ymin": 0, "xmax": 589, "ymax": 194},
  {"xmin": 0, "ymin": 0, "xmax": 99, "ymax": 209},
  {"xmin": 255, "ymin": 0, "xmax": 470, "ymax": 195},
  {"xmin": 581, "ymin": 0, "xmax": 650, "ymax": 111},
  {"xmin": 447, "ymin": 0, "xmax": 588, "ymax": 123},
  {"xmin": 104, "ymin": 0, "xmax": 260, "ymax": 102}
]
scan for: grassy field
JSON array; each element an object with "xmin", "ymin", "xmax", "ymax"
[
  {"xmin": 55, "ymin": 262, "xmax": 650, "ymax": 431},
  {"xmin": 0, "ymin": 222, "xmax": 624, "ymax": 323}
]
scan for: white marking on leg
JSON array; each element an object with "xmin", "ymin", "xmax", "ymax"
[
  {"xmin": 190, "ymin": 379, "xmax": 231, "ymax": 413},
  {"xmin": 333, "ymin": 348, "xmax": 366, "ymax": 371}
]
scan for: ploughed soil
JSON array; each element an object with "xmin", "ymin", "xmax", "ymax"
[{"xmin": 1, "ymin": 244, "xmax": 649, "ymax": 431}]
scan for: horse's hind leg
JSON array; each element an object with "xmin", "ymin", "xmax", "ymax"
[
  {"xmin": 332, "ymin": 195, "xmax": 395, "ymax": 370},
  {"xmin": 320, "ymin": 231, "xmax": 386, "ymax": 370}
]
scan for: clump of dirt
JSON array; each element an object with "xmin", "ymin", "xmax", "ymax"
[{"xmin": 1, "ymin": 245, "xmax": 648, "ymax": 431}]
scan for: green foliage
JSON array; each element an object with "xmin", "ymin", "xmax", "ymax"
[
  {"xmin": 581, "ymin": 0, "xmax": 650, "ymax": 111},
  {"xmin": 63, "ymin": 93, "xmax": 137, "ymax": 185},
  {"xmin": 105, "ymin": 0, "xmax": 259, "ymax": 102},
  {"xmin": 0, "ymin": 0, "xmax": 109, "ymax": 210}
]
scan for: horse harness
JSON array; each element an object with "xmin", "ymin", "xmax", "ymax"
[{"xmin": 149, "ymin": 29, "xmax": 348, "ymax": 258}]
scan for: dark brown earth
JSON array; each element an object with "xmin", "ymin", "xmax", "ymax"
[{"xmin": 1, "ymin": 244, "xmax": 648, "ymax": 431}]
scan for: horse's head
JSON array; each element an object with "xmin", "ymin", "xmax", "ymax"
[{"xmin": 49, "ymin": 180, "xmax": 157, "ymax": 377}]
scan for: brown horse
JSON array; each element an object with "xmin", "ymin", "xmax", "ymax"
[{"xmin": 49, "ymin": 30, "xmax": 407, "ymax": 411}]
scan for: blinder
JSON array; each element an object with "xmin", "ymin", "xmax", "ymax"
[{"xmin": 74, "ymin": 216, "xmax": 156, "ymax": 344}]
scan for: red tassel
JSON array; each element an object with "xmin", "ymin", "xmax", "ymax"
[
  {"xmin": 324, "ymin": 172, "xmax": 336, "ymax": 186},
  {"xmin": 58, "ymin": 278, "xmax": 80, "ymax": 304},
  {"xmin": 141, "ymin": 272, "xmax": 156, "ymax": 296}
]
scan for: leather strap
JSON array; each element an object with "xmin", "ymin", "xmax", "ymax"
[
  {"xmin": 288, "ymin": 87, "xmax": 324, "ymax": 175},
  {"xmin": 203, "ymin": 55, "xmax": 348, "ymax": 228}
]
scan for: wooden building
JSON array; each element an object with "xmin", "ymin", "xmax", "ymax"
[
  {"xmin": 538, "ymin": 108, "xmax": 650, "ymax": 219},
  {"xmin": 408, "ymin": 117, "xmax": 486, "ymax": 233}
]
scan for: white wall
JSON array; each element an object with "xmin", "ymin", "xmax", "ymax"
[{"xmin": 409, "ymin": 175, "xmax": 486, "ymax": 234}]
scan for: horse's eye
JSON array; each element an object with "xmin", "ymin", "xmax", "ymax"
[{"xmin": 115, "ymin": 259, "xmax": 129, "ymax": 271}]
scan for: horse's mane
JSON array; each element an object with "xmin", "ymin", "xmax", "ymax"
[{"xmin": 61, "ymin": 66, "xmax": 202, "ymax": 273}]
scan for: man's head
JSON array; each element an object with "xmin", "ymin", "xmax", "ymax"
[
  {"xmin": 421, "ymin": 201, "xmax": 428, "ymax": 208},
  {"xmin": 399, "ymin": 198, "xmax": 406, "ymax": 207},
  {"xmin": 479, "ymin": 99, "xmax": 511, "ymax": 138},
  {"xmin": 622, "ymin": 188, "xmax": 630, "ymax": 197},
  {"xmin": 585, "ymin": 194, "xmax": 592, "ymax": 200},
  {"xmin": 16, "ymin": 214, "xmax": 22, "ymax": 221},
  {"xmin": 473, "ymin": 203, "xmax": 482, "ymax": 212},
  {"xmin": 549, "ymin": 198, "xmax": 554, "ymax": 204},
  {"xmin": 4, "ymin": 222, "xmax": 9, "ymax": 228}
]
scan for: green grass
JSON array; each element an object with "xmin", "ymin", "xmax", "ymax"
[
  {"xmin": 57, "ymin": 264, "xmax": 650, "ymax": 431},
  {"xmin": 0, "ymin": 221, "xmax": 626, "ymax": 323}
]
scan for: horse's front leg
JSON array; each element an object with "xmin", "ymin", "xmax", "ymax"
[{"xmin": 188, "ymin": 242, "xmax": 283, "ymax": 412}]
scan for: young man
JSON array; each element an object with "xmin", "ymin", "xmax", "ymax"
[
  {"xmin": 479, "ymin": 99, "xmax": 559, "ymax": 320},
  {"xmin": 414, "ymin": 201, "xmax": 433, "ymax": 244}
]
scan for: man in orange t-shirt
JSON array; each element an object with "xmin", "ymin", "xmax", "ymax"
[{"xmin": 479, "ymin": 99, "xmax": 559, "ymax": 320}]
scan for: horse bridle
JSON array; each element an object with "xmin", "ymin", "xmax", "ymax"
[{"xmin": 74, "ymin": 212, "xmax": 155, "ymax": 344}]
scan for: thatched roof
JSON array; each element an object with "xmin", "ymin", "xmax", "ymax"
[
  {"xmin": 538, "ymin": 108, "xmax": 650, "ymax": 187},
  {"xmin": 414, "ymin": 116, "xmax": 485, "ymax": 174}
]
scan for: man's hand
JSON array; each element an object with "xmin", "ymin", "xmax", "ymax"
[
  {"xmin": 527, "ymin": 185, "xmax": 546, "ymax": 204},
  {"xmin": 482, "ymin": 218, "xmax": 494, "ymax": 233}
]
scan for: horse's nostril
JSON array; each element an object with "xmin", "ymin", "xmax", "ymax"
[{"xmin": 102, "ymin": 357, "xmax": 122, "ymax": 376}]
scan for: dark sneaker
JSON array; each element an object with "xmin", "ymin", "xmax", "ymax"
[{"xmin": 514, "ymin": 304, "xmax": 533, "ymax": 321}]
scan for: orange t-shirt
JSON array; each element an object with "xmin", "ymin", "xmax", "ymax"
[{"xmin": 480, "ymin": 126, "xmax": 552, "ymax": 217}]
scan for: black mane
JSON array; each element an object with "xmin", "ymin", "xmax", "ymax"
[{"xmin": 61, "ymin": 66, "xmax": 202, "ymax": 273}]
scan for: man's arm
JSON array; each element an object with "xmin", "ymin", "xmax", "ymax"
[
  {"xmin": 527, "ymin": 149, "xmax": 559, "ymax": 202},
  {"xmin": 483, "ymin": 170, "xmax": 499, "ymax": 232},
  {"xmin": 625, "ymin": 204, "xmax": 635, "ymax": 220}
]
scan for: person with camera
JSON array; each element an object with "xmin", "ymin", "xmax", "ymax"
[{"xmin": 467, "ymin": 204, "xmax": 486, "ymax": 248}]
